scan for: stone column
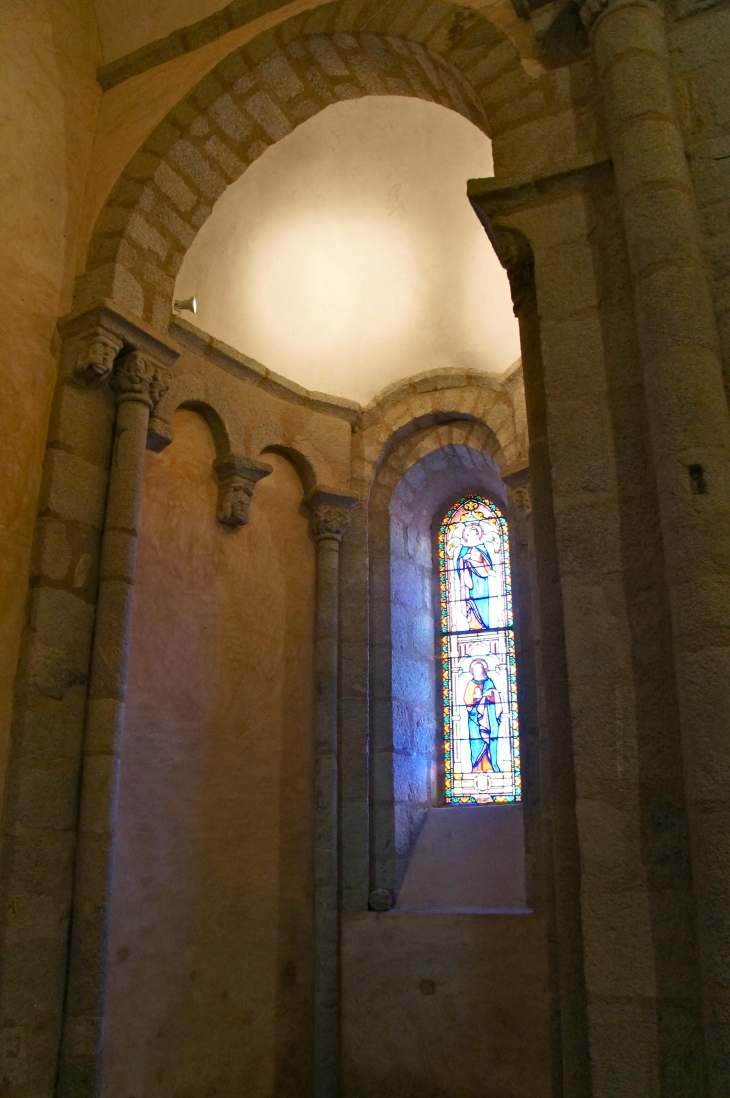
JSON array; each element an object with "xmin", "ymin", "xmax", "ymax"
[
  {"xmin": 58, "ymin": 351, "xmax": 171, "ymax": 1098},
  {"xmin": 586, "ymin": 0, "xmax": 730, "ymax": 1089},
  {"xmin": 305, "ymin": 487, "xmax": 358, "ymax": 1098}
]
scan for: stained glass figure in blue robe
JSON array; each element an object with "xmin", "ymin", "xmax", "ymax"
[
  {"xmin": 463, "ymin": 658, "xmax": 503, "ymax": 773},
  {"xmin": 456, "ymin": 521, "xmax": 495, "ymax": 630}
]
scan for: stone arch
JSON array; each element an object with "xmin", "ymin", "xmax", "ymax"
[
  {"xmin": 261, "ymin": 445, "xmax": 318, "ymax": 495},
  {"xmin": 149, "ymin": 372, "xmax": 247, "ymax": 457},
  {"xmin": 76, "ymin": 6, "xmax": 523, "ymax": 329},
  {"xmin": 99, "ymin": 0, "xmax": 535, "ymax": 91},
  {"xmin": 352, "ymin": 368, "xmax": 526, "ymax": 493}
]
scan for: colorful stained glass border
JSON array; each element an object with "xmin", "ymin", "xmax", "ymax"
[{"xmin": 438, "ymin": 494, "xmax": 521, "ymax": 805}]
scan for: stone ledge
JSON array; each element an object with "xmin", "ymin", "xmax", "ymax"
[
  {"xmin": 58, "ymin": 299, "xmax": 180, "ymax": 369},
  {"xmin": 468, "ymin": 148, "xmax": 611, "ymax": 206},
  {"xmin": 358, "ymin": 363, "xmax": 520, "ymax": 432},
  {"xmin": 168, "ymin": 318, "xmax": 521, "ymax": 434},
  {"xmin": 170, "ymin": 315, "xmax": 361, "ymax": 423}
]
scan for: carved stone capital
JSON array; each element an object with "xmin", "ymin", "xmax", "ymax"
[
  {"xmin": 74, "ymin": 327, "xmax": 124, "ymax": 386},
  {"xmin": 109, "ymin": 350, "xmax": 171, "ymax": 410},
  {"xmin": 213, "ymin": 453, "xmax": 273, "ymax": 527},
  {"xmin": 305, "ymin": 487, "xmax": 359, "ymax": 543},
  {"xmin": 468, "ymin": 202, "xmax": 536, "ymax": 316},
  {"xmin": 508, "ymin": 483, "xmax": 533, "ymax": 518},
  {"xmin": 492, "ymin": 225, "xmax": 536, "ymax": 316}
]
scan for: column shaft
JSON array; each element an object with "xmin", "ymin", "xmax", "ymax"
[
  {"xmin": 58, "ymin": 352, "xmax": 169, "ymax": 1098},
  {"xmin": 313, "ymin": 536, "xmax": 340, "ymax": 1098},
  {"xmin": 590, "ymin": 0, "xmax": 730, "ymax": 1087},
  {"xmin": 306, "ymin": 488, "xmax": 357, "ymax": 1098}
]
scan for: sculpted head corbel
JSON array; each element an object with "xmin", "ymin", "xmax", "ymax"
[
  {"xmin": 214, "ymin": 453, "xmax": 273, "ymax": 527},
  {"xmin": 74, "ymin": 327, "xmax": 124, "ymax": 386},
  {"xmin": 304, "ymin": 487, "xmax": 359, "ymax": 543}
]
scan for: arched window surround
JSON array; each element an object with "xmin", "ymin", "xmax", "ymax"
[{"xmin": 367, "ymin": 432, "xmax": 520, "ymax": 895}]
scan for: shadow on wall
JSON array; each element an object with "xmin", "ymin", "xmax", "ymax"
[
  {"xmin": 384, "ymin": 442, "xmax": 508, "ymax": 895},
  {"xmin": 342, "ymin": 434, "xmax": 550, "ymax": 1098},
  {"xmin": 102, "ymin": 411, "xmax": 316, "ymax": 1098}
]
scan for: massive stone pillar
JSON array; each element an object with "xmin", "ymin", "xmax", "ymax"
[
  {"xmin": 305, "ymin": 487, "xmax": 358, "ymax": 1098},
  {"xmin": 57, "ymin": 351, "xmax": 171, "ymax": 1098},
  {"xmin": 0, "ymin": 308, "xmax": 178, "ymax": 1098},
  {"xmin": 585, "ymin": 0, "xmax": 730, "ymax": 1088}
]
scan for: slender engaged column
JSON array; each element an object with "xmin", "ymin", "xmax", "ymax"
[
  {"xmin": 305, "ymin": 487, "xmax": 358, "ymax": 1098},
  {"xmin": 58, "ymin": 351, "xmax": 171, "ymax": 1098},
  {"xmin": 585, "ymin": 0, "xmax": 730, "ymax": 1088}
]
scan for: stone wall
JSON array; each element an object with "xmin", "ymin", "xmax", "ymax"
[
  {"xmin": 2, "ymin": 0, "xmax": 730, "ymax": 1095},
  {"xmin": 670, "ymin": 3, "xmax": 730, "ymax": 399}
]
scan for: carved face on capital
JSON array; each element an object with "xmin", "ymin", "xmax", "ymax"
[
  {"xmin": 76, "ymin": 333, "xmax": 120, "ymax": 383},
  {"xmin": 217, "ymin": 478, "xmax": 254, "ymax": 526},
  {"xmin": 123, "ymin": 360, "xmax": 151, "ymax": 391},
  {"xmin": 87, "ymin": 338, "xmax": 116, "ymax": 377}
]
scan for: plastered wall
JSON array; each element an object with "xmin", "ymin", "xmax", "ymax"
[
  {"xmin": 103, "ymin": 413, "xmax": 317, "ymax": 1098},
  {"xmin": 0, "ymin": 0, "xmax": 101, "ymax": 824}
]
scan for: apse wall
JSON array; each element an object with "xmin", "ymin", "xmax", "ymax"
[
  {"xmin": 103, "ymin": 413, "xmax": 316, "ymax": 1098},
  {"xmin": 174, "ymin": 96, "xmax": 520, "ymax": 405}
]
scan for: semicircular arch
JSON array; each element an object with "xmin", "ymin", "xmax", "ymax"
[{"xmin": 76, "ymin": 16, "xmax": 522, "ymax": 328}]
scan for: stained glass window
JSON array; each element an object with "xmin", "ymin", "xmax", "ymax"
[{"xmin": 439, "ymin": 495, "xmax": 521, "ymax": 805}]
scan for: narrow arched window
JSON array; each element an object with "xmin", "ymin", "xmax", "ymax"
[{"xmin": 439, "ymin": 495, "xmax": 521, "ymax": 804}]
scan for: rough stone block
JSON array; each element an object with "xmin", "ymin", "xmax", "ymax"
[
  {"xmin": 154, "ymin": 205, "xmax": 196, "ymax": 250},
  {"xmin": 536, "ymin": 240, "xmax": 600, "ymax": 320},
  {"xmin": 621, "ymin": 187, "xmax": 701, "ymax": 276},
  {"xmin": 594, "ymin": 2, "xmax": 666, "ymax": 74},
  {"xmin": 553, "ymin": 496, "xmax": 623, "ymax": 577},
  {"xmin": 257, "ymin": 51, "xmax": 305, "ymax": 100},
  {"xmin": 636, "ymin": 263, "xmax": 719, "ymax": 360},
  {"xmin": 204, "ymin": 135, "xmax": 245, "ymax": 180},
  {"xmin": 34, "ymin": 517, "xmax": 71, "ymax": 582},
  {"xmin": 243, "ymin": 90, "xmax": 293, "ymax": 140},
  {"xmin": 208, "ymin": 94, "xmax": 252, "ymax": 144},
  {"xmin": 684, "ymin": 136, "xmax": 728, "ymax": 206},
  {"xmin": 614, "ymin": 118, "xmax": 691, "ymax": 196},
  {"xmin": 12, "ymin": 761, "xmax": 80, "ymax": 830},
  {"xmin": 168, "ymin": 140, "xmax": 227, "ymax": 200},
  {"xmin": 602, "ymin": 50, "xmax": 671, "ymax": 129},
  {"xmin": 669, "ymin": 5, "xmax": 730, "ymax": 73},
  {"xmin": 111, "ymin": 264, "xmax": 145, "ymax": 317},
  {"xmin": 582, "ymin": 889, "xmax": 658, "ymax": 998},
  {"xmin": 11, "ymin": 686, "xmax": 87, "ymax": 761},
  {"xmin": 41, "ymin": 449, "xmax": 107, "ymax": 527},
  {"xmin": 29, "ymin": 586, "xmax": 94, "ymax": 659}
]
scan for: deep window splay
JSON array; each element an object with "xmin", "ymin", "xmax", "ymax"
[{"xmin": 439, "ymin": 495, "xmax": 521, "ymax": 805}]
